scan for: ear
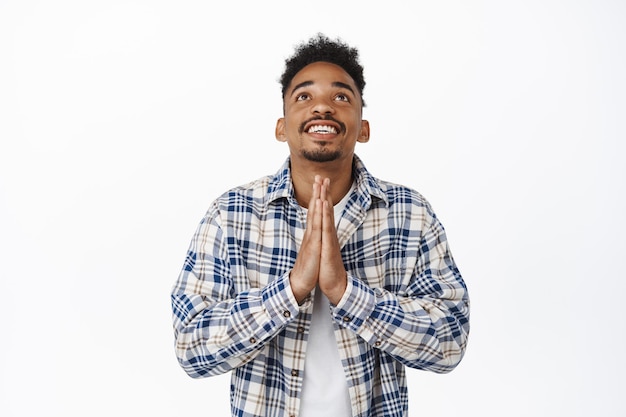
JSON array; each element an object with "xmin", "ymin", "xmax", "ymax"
[
  {"xmin": 275, "ymin": 118, "xmax": 287, "ymax": 142},
  {"xmin": 357, "ymin": 120, "xmax": 370, "ymax": 143}
]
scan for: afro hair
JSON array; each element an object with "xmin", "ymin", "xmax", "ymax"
[{"xmin": 279, "ymin": 33, "xmax": 366, "ymax": 104}]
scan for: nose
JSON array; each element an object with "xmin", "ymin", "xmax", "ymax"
[{"xmin": 311, "ymin": 97, "xmax": 335, "ymax": 115}]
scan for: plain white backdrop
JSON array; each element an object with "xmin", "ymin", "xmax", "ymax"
[{"xmin": 1, "ymin": 1, "xmax": 625, "ymax": 416}]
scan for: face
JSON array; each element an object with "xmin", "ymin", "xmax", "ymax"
[{"xmin": 275, "ymin": 62, "xmax": 370, "ymax": 165}]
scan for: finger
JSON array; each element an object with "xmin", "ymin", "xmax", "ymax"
[
  {"xmin": 321, "ymin": 179, "xmax": 335, "ymax": 229},
  {"xmin": 321, "ymin": 177, "xmax": 333, "ymax": 205},
  {"xmin": 322, "ymin": 200, "xmax": 336, "ymax": 236},
  {"xmin": 312, "ymin": 199, "xmax": 323, "ymax": 235},
  {"xmin": 325, "ymin": 177, "xmax": 332, "ymax": 203},
  {"xmin": 313, "ymin": 174, "xmax": 323, "ymax": 198},
  {"xmin": 303, "ymin": 199, "xmax": 322, "ymax": 257},
  {"xmin": 319, "ymin": 177, "xmax": 327, "ymax": 201},
  {"xmin": 305, "ymin": 179, "xmax": 321, "ymax": 230},
  {"xmin": 311, "ymin": 177, "xmax": 321, "ymax": 205}
]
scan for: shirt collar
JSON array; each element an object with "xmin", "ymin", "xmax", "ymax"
[{"xmin": 266, "ymin": 155, "xmax": 388, "ymax": 208}]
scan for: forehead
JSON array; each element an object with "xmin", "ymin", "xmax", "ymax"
[{"xmin": 289, "ymin": 61, "xmax": 358, "ymax": 92}]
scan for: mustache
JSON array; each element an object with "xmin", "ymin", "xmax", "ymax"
[{"xmin": 298, "ymin": 115, "xmax": 346, "ymax": 135}]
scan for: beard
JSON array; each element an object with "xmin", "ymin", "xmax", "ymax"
[{"xmin": 301, "ymin": 146, "xmax": 342, "ymax": 162}]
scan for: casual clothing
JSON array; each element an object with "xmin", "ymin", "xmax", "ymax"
[{"xmin": 171, "ymin": 155, "xmax": 470, "ymax": 417}]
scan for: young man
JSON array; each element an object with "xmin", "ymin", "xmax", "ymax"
[{"xmin": 171, "ymin": 34, "xmax": 470, "ymax": 417}]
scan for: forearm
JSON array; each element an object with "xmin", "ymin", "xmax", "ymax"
[
  {"xmin": 172, "ymin": 271, "xmax": 301, "ymax": 378},
  {"xmin": 331, "ymin": 272, "xmax": 469, "ymax": 373}
]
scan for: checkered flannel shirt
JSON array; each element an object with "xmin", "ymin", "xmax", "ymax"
[{"xmin": 171, "ymin": 155, "xmax": 470, "ymax": 417}]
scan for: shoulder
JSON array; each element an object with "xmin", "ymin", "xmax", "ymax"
[
  {"xmin": 365, "ymin": 176, "xmax": 442, "ymax": 234},
  {"xmin": 363, "ymin": 180, "xmax": 451, "ymax": 248},
  {"xmin": 195, "ymin": 176, "xmax": 273, "ymax": 232},
  {"xmin": 374, "ymin": 177, "xmax": 434, "ymax": 212},
  {"xmin": 211, "ymin": 159, "xmax": 291, "ymax": 212},
  {"xmin": 212, "ymin": 175, "xmax": 274, "ymax": 212}
]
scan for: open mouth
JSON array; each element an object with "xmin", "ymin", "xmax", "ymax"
[
  {"xmin": 307, "ymin": 124, "xmax": 338, "ymax": 134},
  {"xmin": 301, "ymin": 117, "xmax": 344, "ymax": 136}
]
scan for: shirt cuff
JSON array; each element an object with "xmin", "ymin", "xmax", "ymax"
[
  {"xmin": 330, "ymin": 273, "xmax": 377, "ymax": 333},
  {"xmin": 261, "ymin": 271, "xmax": 311, "ymax": 327}
]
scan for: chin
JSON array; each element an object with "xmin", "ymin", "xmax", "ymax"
[{"xmin": 301, "ymin": 149, "xmax": 342, "ymax": 163}]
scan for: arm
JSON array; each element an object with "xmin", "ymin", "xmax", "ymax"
[
  {"xmin": 331, "ymin": 211, "xmax": 470, "ymax": 374},
  {"xmin": 170, "ymin": 205, "xmax": 302, "ymax": 378}
]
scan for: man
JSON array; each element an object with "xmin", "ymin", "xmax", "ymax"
[{"xmin": 171, "ymin": 34, "xmax": 469, "ymax": 417}]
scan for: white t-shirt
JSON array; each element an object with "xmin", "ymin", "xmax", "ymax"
[{"xmin": 299, "ymin": 184, "xmax": 355, "ymax": 417}]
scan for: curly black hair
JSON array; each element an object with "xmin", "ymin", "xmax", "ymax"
[{"xmin": 279, "ymin": 33, "xmax": 366, "ymax": 104}]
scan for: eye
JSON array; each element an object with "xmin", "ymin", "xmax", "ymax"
[
  {"xmin": 296, "ymin": 93, "xmax": 310, "ymax": 101},
  {"xmin": 335, "ymin": 93, "xmax": 350, "ymax": 102}
]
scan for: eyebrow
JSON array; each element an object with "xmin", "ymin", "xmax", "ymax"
[{"xmin": 289, "ymin": 80, "xmax": 356, "ymax": 97}]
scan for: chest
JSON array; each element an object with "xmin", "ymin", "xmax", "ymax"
[{"xmin": 226, "ymin": 203, "xmax": 422, "ymax": 292}]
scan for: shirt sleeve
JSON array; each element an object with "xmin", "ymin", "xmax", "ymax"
[
  {"xmin": 330, "ymin": 210, "xmax": 470, "ymax": 374},
  {"xmin": 170, "ymin": 203, "xmax": 305, "ymax": 379}
]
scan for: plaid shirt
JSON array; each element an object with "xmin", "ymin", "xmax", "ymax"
[{"xmin": 171, "ymin": 155, "xmax": 469, "ymax": 417}]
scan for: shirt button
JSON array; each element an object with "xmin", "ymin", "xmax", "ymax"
[
  {"xmin": 375, "ymin": 340, "xmax": 381, "ymax": 347},
  {"xmin": 291, "ymin": 370, "xmax": 299, "ymax": 377},
  {"xmin": 297, "ymin": 326, "xmax": 305, "ymax": 333},
  {"xmin": 283, "ymin": 310, "xmax": 291, "ymax": 318},
  {"xmin": 249, "ymin": 337, "xmax": 257, "ymax": 344},
  {"xmin": 343, "ymin": 316, "xmax": 352, "ymax": 322}
]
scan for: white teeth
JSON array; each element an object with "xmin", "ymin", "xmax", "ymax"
[{"xmin": 307, "ymin": 124, "xmax": 337, "ymax": 134}]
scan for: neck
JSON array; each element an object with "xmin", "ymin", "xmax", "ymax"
[{"xmin": 290, "ymin": 156, "xmax": 354, "ymax": 208}]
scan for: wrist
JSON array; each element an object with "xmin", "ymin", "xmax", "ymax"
[
  {"xmin": 322, "ymin": 272, "xmax": 348, "ymax": 305},
  {"xmin": 289, "ymin": 272, "xmax": 312, "ymax": 304}
]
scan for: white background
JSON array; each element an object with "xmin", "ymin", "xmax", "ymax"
[{"xmin": 1, "ymin": 1, "xmax": 625, "ymax": 416}]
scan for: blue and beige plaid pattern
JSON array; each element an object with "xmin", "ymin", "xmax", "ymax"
[{"xmin": 171, "ymin": 155, "xmax": 469, "ymax": 417}]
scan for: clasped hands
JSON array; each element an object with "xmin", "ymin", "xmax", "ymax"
[{"xmin": 290, "ymin": 175, "xmax": 347, "ymax": 305}]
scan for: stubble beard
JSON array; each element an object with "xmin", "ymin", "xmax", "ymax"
[{"xmin": 301, "ymin": 146, "xmax": 342, "ymax": 163}]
